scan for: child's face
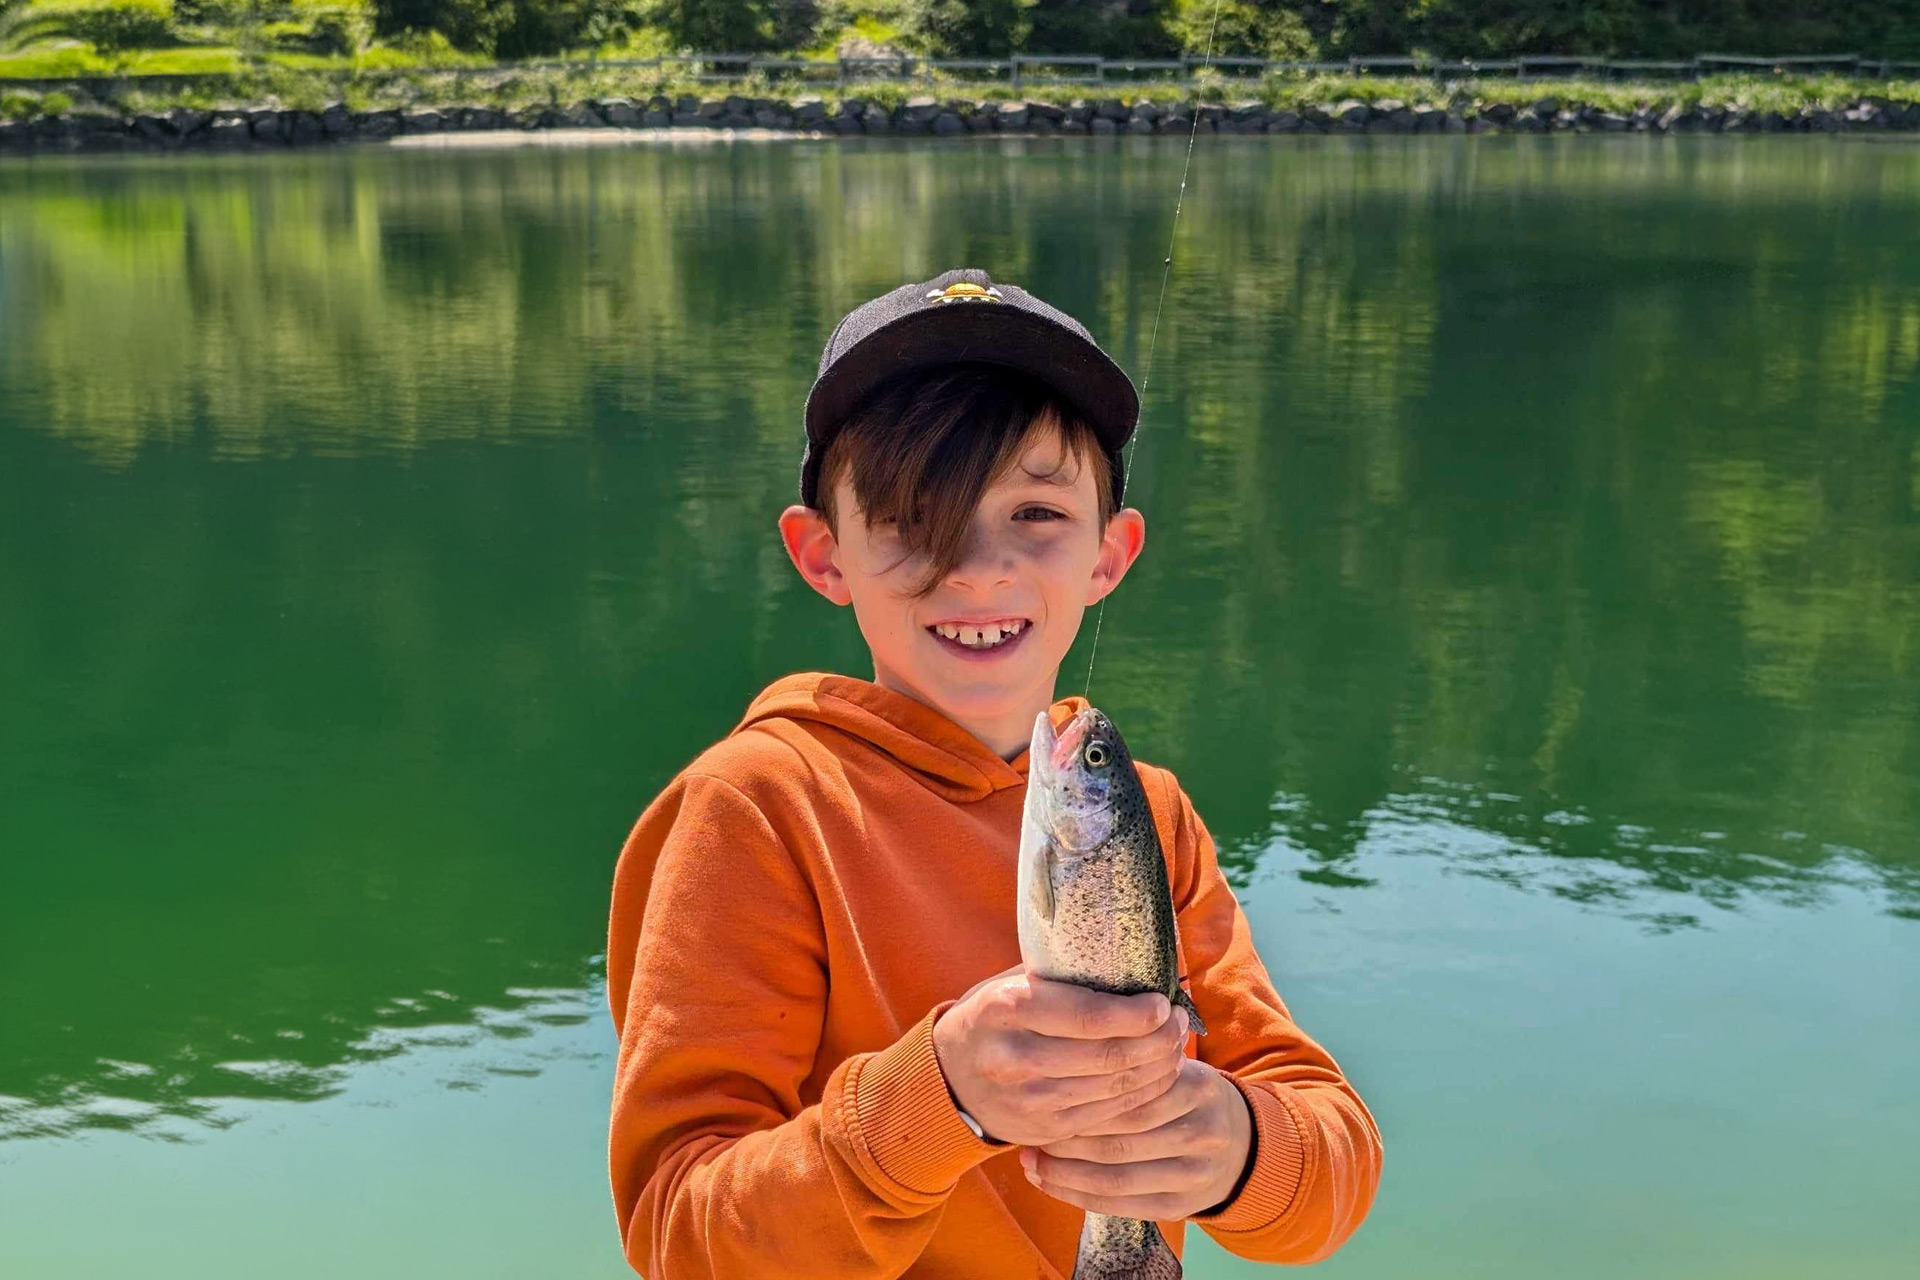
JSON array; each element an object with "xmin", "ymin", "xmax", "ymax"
[{"xmin": 781, "ymin": 424, "xmax": 1145, "ymax": 744}]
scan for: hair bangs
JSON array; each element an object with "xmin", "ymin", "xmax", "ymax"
[{"xmin": 817, "ymin": 363, "xmax": 1114, "ymax": 598}]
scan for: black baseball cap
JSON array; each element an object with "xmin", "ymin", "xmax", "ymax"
[{"xmin": 800, "ymin": 267, "xmax": 1140, "ymax": 509}]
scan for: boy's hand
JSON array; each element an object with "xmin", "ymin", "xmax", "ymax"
[
  {"xmin": 1019, "ymin": 1057, "xmax": 1254, "ymax": 1222},
  {"xmin": 932, "ymin": 968, "xmax": 1188, "ymax": 1148}
]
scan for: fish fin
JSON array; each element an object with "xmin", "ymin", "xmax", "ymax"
[
  {"xmin": 1173, "ymin": 987, "xmax": 1207, "ymax": 1038},
  {"xmin": 1036, "ymin": 850, "xmax": 1055, "ymax": 925},
  {"xmin": 1070, "ymin": 1218, "xmax": 1182, "ymax": 1280}
]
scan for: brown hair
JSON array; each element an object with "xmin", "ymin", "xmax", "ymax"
[{"xmin": 815, "ymin": 363, "xmax": 1117, "ymax": 598}]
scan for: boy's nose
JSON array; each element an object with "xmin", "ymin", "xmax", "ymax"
[{"xmin": 945, "ymin": 526, "xmax": 1015, "ymax": 591}]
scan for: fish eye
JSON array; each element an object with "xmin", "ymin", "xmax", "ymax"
[{"xmin": 1084, "ymin": 742, "xmax": 1110, "ymax": 768}]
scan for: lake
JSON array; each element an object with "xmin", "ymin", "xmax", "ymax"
[{"xmin": 1, "ymin": 134, "xmax": 1916, "ymax": 1279}]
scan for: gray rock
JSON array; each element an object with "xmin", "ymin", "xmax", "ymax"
[
  {"xmin": 287, "ymin": 112, "xmax": 323, "ymax": 144},
  {"xmin": 1414, "ymin": 106, "xmax": 1446, "ymax": 133},
  {"xmin": 643, "ymin": 110, "xmax": 670, "ymax": 128},
  {"xmin": 172, "ymin": 107, "xmax": 210, "ymax": 138},
  {"xmin": 320, "ymin": 104, "xmax": 351, "ymax": 136},
  {"xmin": 670, "ymin": 111, "xmax": 706, "ymax": 128},
  {"xmin": 861, "ymin": 112, "xmax": 892, "ymax": 134},
  {"xmin": 695, "ymin": 99, "xmax": 726, "ymax": 121},
  {"xmin": 566, "ymin": 102, "xmax": 605, "ymax": 127},
  {"xmin": 792, "ymin": 97, "xmax": 827, "ymax": 122},
  {"xmin": 1029, "ymin": 101, "xmax": 1065, "ymax": 123},
  {"xmin": 1335, "ymin": 99, "xmax": 1370, "ymax": 129},
  {"xmin": 468, "ymin": 108, "xmax": 505, "ymax": 130},
  {"xmin": 403, "ymin": 110, "xmax": 445, "ymax": 134},
  {"xmin": 933, "ymin": 111, "xmax": 964, "ymax": 136},
  {"xmin": 72, "ymin": 113, "xmax": 129, "ymax": 151},
  {"xmin": 716, "ymin": 112, "xmax": 753, "ymax": 129},
  {"xmin": 838, "ymin": 98, "xmax": 867, "ymax": 119},
  {"xmin": 830, "ymin": 115, "xmax": 861, "ymax": 135},
  {"xmin": 1127, "ymin": 118, "xmax": 1155, "ymax": 135},
  {"xmin": 904, "ymin": 95, "xmax": 939, "ymax": 122},
  {"xmin": 208, "ymin": 117, "xmax": 251, "ymax": 147},
  {"xmin": 602, "ymin": 98, "xmax": 642, "ymax": 126},
  {"xmin": 1156, "ymin": 112, "xmax": 1189, "ymax": 133},
  {"xmin": 1595, "ymin": 111, "xmax": 1629, "ymax": 132},
  {"xmin": 1064, "ymin": 100, "xmax": 1092, "ymax": 125},
  {"xmin": 133, "ymin": 114, "xmax": 178, "ymax": 146},
  {"xmin": 997, "ymin": 104, "xmax": 1029, "ymax": 128},
  {"xmin": 1268, "ymin": 110, "xmax": 1302, "ymax": 132},
  {"xmin": 674, "ymin": 94, "xmax": 701, "ymax": 115},
  {"xmin": 0, "ymin": 121, "xmax": 23, "ymax": 151},
  {"xmin": 1130, "ymin": 100, "xmax": 1161, "ymax": 122},
  {"xmin": 1514, "ymin": 109, "xmax": 1544, "ymax": 133},
  {"xmin": 1481, "ymin": 101, "xmax": 1516, "ymax": 124},
  {"xmin": 1467, "ymin": 116, "xmax": 1497, "ymax": 133},
  {"xmin": 1090, "ymin": 117, "xmax": 1117, "ymax": 135},
  {"xmin": 1444, "ymin": 111, "xmax": 1467, "ymax": 134},
  {"xmin": 891, "ymin": 110, "xmax": 926, "ymax": 134},
  {"xmin": 249, "ymin": 111, "xmax": 284, "ymax": 143},
  {"xmin": 1387, "ymin": 107, "xmax": 1418, "ymax": 132},
  {"xmin": 1094, "ymin": 98, "xmax": 1128, "ymax": 121},
  {"xmin": 1532, "ymin": 96, "xmax": 1560, "ymax": 116}
]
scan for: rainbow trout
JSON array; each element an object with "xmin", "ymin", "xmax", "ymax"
[{"xmin": 1018, "ymin": 707, "xmax": 1207, "ymax": 1280}]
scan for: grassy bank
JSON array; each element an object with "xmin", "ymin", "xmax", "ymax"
[{"xmin": 4, "ymin": 65, "xmax": 1920, "ymax": 125}]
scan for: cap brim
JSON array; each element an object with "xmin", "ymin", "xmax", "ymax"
[{"xmin": 803, "ymin": 304, "xmax": 1139, "ymax": 456}]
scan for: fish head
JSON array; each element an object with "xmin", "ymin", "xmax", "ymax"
[{"xmin": 1027, "ymin": 707, "xmax": 1133, "ymax": 853}]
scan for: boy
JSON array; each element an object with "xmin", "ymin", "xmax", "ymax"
[{"xmin": 606, "ymin": 268, "xmax": 1382, "ymax": 1279}]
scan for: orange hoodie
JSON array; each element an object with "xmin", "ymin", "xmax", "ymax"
[{"xmin": 606, "ymin": 673, "xmax": 1381, "ymax": 1279}]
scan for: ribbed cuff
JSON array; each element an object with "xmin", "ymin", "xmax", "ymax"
[
  {"xmin": 1188, "ymin": 1078, "xmax": 1305, "ymax": 1234},
  {"xmin": 852, "ymin": 999, "xmax": 1011, "ymax": 1197}
]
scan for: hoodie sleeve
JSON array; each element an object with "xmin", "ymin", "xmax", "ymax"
[
  {"xmin": 1144, "ymin": 767, "xmax": 1384, "ymax": 1264},
  {"xmin": 606, "ymin": 771, "xmax": 1010, "ymax": 1280}
]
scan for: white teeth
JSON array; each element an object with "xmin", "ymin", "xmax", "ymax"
[{"xmin": 931, "ymin": 620, "xmax": 1028, "ymax": 648}]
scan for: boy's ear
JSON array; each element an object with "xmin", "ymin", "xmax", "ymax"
[
  {"xmin": 1086, "ymin": 507, "xmax": 1147, "ymax": 606},
  {"xmin": 779, "ymin": 505, "xmax": 853, "ymax": 606}
]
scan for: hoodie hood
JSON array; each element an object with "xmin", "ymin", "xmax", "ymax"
[{"xmin": 734, "ymin": 672, "xmax": 1091, "ymax": 804}]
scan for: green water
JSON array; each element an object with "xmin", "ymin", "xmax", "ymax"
[{"xmin": 2, "ymin": 136, "xmax": 1917, "ymax": 1278}]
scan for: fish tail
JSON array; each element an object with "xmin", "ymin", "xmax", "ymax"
[{"xmin": 1069, "ymin": 1212, "xmax": 1182, "ymax": 1280}]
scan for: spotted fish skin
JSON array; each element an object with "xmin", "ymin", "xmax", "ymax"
[{"xmin": 1018, "ymin": 707, "xmax": 1206, "ymax": 1280}]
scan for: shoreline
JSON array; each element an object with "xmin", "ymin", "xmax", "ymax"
[{"xmin": 6, "ymin": 91, "xmax": 1920, "ymax": 156}]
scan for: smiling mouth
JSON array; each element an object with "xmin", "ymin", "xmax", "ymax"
[{"xmin": 926, "ymin": 619, "xmax": 1030, "ymax": 651}]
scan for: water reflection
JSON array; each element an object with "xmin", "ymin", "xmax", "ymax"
[{"xmin": 0, "ymin": 136, "xmax": 1915, "ymax": 1139}]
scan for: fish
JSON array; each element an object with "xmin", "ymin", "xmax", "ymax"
[{"xmin": 1018, "ymin": 706, "xmax": 1207, "ymax": 1280}]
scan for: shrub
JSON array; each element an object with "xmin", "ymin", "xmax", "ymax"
[{"xmin": 57, "ymin": 0, "xmax": 175, "ymax": 51}]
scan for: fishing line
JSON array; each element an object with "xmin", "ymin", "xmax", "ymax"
[{"xmin": 1082, "ymin": 0, "xmax": 1227, "ymax": 699}]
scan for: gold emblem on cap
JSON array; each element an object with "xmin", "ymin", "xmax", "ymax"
[{"xmin": 925, "ymin": 282, "xmax": 1003, "ymax": 305}]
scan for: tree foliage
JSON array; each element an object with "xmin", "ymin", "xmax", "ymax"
[{"xmin": 901, "ymin": 0, "xmax": 1034, "ymax": 57}]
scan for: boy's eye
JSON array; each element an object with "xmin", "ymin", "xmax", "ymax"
[{"xmin": 1015, "ymin": 506, "xmax": 1066, "ymax": 522}]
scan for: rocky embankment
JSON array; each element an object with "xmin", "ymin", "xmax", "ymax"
[{"xmin": 5, "ymin": 90, "xmax": 1919, "ymax": 153}]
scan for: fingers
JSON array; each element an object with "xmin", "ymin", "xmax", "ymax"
[
  {"xmin": 1007, "ymin": 974, "xmax": 1171, "ymax": 1039},
  {"xmin": 1008, "ymin": 1006, "xmax": 1189, "ymax": 1078},
  {"xmin": 1050, "ymin": 1058, "xmax": 1210, "ymax": 1139},
  {"xmin": 1027, "ymin": 1151, "xmax": 1204, "ymax": 1200},
  {"xmin": 1041, "ymin": 1057, "xmax": 1183, "ymax": 1129}
]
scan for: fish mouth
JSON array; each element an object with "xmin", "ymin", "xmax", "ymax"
[
  {"xmin": 1029, "ymin": 708, "xmax": 1095, "ymax": 783},
  {"xmin": 1027, "ymin": 709, "xmax": 1110, "ymax": 850}
]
